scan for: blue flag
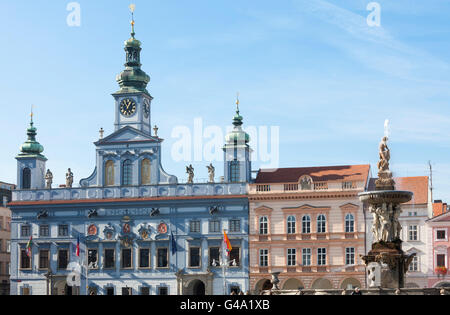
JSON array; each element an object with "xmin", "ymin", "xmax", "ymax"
[{"xmin": 171, "ymin": 232, "xmax": 177, "ymax": 255}]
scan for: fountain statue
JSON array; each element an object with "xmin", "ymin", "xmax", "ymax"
[{"xmin": 359, "ymin": 131, "xmax": 415, "ymax": 289}]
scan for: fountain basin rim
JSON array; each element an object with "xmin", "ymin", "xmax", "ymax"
[{"xmin": 358, "ymin": 190, "xmax": 413, "ymax": 204}]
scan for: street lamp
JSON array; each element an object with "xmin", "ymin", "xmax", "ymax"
[
  {"xmin": 212, "ymin": 258, "xmax": 237, "ymax": 295},
  {"xmin": 44, "ymin": 269, "xmax": 54, "ymax": 296}
]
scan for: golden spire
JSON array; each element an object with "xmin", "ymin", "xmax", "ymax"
[
  {"xmin": 129, "ymin": 4, "xmax": 136, "ymax": 38},
  {"xmin": 236, "ymin": 92, "xmax": 240, "ymax": 114},
  {"xmin": 30, "ymin": 105, "xmax": 34, "ymax": 123}
]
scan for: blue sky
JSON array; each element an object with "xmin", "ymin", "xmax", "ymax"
[{"xmin": 1, "ymin": 0, "xmax": 449, "ymax": 201}]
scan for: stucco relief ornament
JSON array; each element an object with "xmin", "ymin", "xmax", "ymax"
[
  {"xmin": 118, "ymin": 216, "xmax": 136, "ymax": 247},
  {"xmin": 155, "ymin": 222, "xmax": 168, "ymax": 240},
  {"xmin": 299, "ymin": 176, "xmax": 312, "ymax": 190},
  {"xmin": 138, "ymin": 224, "xmax": 151, "ymax": 240},
  {"xmin": 87, "ymin": 224, "xmax": 98, "ymax": 237},
  {"xmin": 103, "ymin": 223, "xmax": 116, "ymax": 240}
]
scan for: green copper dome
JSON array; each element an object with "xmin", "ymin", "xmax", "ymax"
[
  {"xmin": 115, "ymin": 23, "xmax": 150, "ymax": 94},
  {"xmin": 225, "ymin": 102, "xmax": 250, "ymax": 144},
  {"xmin": 17, "ymin": 119, "xmax": 47, "ymax": 160}
]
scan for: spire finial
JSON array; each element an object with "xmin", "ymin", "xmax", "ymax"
[
  {"xmin": 30, "ymin": 105, "xmax": 34, "ymax": 124},
  {"xmin": 236, "ymin": 92, "xmax": 240, "ymax": 114},
  {"xmin": 129, "ymin": 4, "xmax": 136, "ymax": 38}
]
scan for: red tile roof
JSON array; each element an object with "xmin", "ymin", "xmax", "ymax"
[
  {"xmin": 255, "ymin": 164, "xmax": 371, "ymax": 184},
  {"xmin": 368, "ymin": 176, "xmax": 429, "ymax": 205}
]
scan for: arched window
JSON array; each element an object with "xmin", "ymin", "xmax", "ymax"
[
  {"xmin": 287, "ymin": 216, "xmax": 296, "ymax": 234},
  {"xmin": 345, "ymin": 214, "xmax": 355, "ymax": 233},
  {"xmin": 230, "ymin": 160, "xmax": 240, "ymax": 183},
  {"xmin": 122, "ymin": 160, "xmax": 133, "ymax": 186},
  {"xmin": 317, "ymin": 214, "xmax": 326, "ymax": 233},
  {"xmin": 104, "ymin": 161, "xmax": 115, "ymax": 186},
  {"xmin": 302, "ymin": 215, "xmax": 311, "ymax": 234},
  {"xmin": 259, "ymin": 216, "xmax": 268, "ymax": 235},
  {"xmin": 141, "ymin": 159, "xmax": 151, "ymax": 185},
  {"xmin": 22, "ymin": 168, "xmax": 31, "ymax": 189}
]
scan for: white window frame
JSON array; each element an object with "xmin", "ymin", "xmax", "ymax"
[
  {"xmin": 345, "ymin": 247, "xmax": 355, "ymax": 266},
  {"xmin": 345, "ymin": 214, "xmax": 355, "ymax": 233},
  {"xmin": 259, "ymin": 216, "xmax": 268, "ymax": 235},
  {"xmin": 287, "ymin": 216, "xmax": 296, "ymax": 234},
  {"xmin": 317, "ymin": 215, "xmax": 326, "ymax": 234},
  {"xmin": 287, "ymin": 248, "xmax": 296, "ymax": 266},
  {"xmin": 317, "ymin": 248, "xmax": 327, "ymax": 266},
  {"xmin": 302, "ymin": 248, "xmax": 311, "ymax": 266},
  {"xmin": 435, "ymin": 229, "xmax": 448, "ymax": 242},
  {"xmin": 408, "ymin": 225, "xmax": 418, "ymax": 241},
  {"xmin": 302, "ymin": 215, "xmax": 311, "ymax": 234},
  {"xmin": 259, "ymin": 249, "xmax": 269, "ymax": 267}
]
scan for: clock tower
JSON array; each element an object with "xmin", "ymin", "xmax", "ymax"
[{"xmin": 112, "ymin": 10, "xmax": 153, "ymax": 134}]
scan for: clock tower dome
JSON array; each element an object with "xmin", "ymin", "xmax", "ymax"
[{"xmin": 112, "ymin": 9, "xmax": 153, "ymax": 134}]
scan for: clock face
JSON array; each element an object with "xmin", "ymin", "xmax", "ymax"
[
  {"xmin": 120, "ymin": 98, "xmax": 137, "ymax": 116},
  {"xmin": 143, "ymin": 99, "xmax": 150, "ymax": 118}
]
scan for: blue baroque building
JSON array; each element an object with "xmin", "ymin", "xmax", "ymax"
[{"xmin": 8, "ymin": 20, "xmax": 251, "ymax": 295}]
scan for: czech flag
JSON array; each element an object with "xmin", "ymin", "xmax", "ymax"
[
  {"xmin": 26, "ymin": 236, "xmax": 32, "ymax": 257},
  {"xmin": 223, "ymin": 230, "xmax": 232, "ymax": 256},
  {"xmin": 76, "ymin": 235, "xmax": 80, "ymax": 257}
]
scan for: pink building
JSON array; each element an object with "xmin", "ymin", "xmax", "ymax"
[
  {"xmin": 427, "ymin": 210, "xmax": 450, "ymax": 288},
  {"xmin": 249, "ymin": 165, "xmax": 371, "ymax": 293}
]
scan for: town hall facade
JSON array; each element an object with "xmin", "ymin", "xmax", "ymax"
[{"xmin": 8, "ymin": 18, "xmax": 251, "ymax": 295}]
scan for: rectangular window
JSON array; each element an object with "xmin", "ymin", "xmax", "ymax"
[
  {"xmin": 20, "ymin": 250, "xmax": 31, "ymax": 269},
  {"xmin": 158, "ymin": 287, "xmax": 168, "ymax": 295},
  {"xmin": 230, "ymin": 160, "xmax": 240, "ymax": 183},
  {"xmin": 302, "ymin": 248, "xmax": 311, "ymax": 266},
  {"xmin": 139, "ymin": 248, "xmax": 150, "ymax": 268},
  {"xmin": 122, "ymin": 287, "xmax": 132, "ymax": 296},
  {"xmin": 58, "ymin": 225, "xmax": 69, "ymax": 237},
  {"xmin": 317, "ymin": 248, "xmax": 327, "ymax": 266},
  {"xmin": 409, "ymin": 256, "xmax": 418, "ymax": 272},
  {"xmin": 287, "ymin": 248, "xmax": 296, "ymax": 266},
  {"xmin": 39, "ymin": 250, "xmax": 49, "ymax": 270},
  {"xmin": 437, "ymin": 230, "xmax": 446, "ymax": 240},
  {"xmin": 345, "ymin": 247, "xmax": 355, "ymax": 266},
  {"xmin": 259, "ymin": 249, "xmax": 269, "ymax": 267},
  {"xmin": 209, "ymin": 220, "xmax": 220, "ymax": 233},
  {"xmin": 106, "ymin": 287, "xmax": 114, "ymax": 296},
  {"xmin": 189, "ymin": 247, "xmax": 201, "ymax": 268},
  {"xmin": 121, "ymin": 248, "xmax": 132, "ymax": 269},
  {"xmin": 88, "ymin": 249, "xmax": 98, "ymax": 269},
  {"xmin": 209, "ymin": 247, "xmax": 220, "ymax": 266},
  {"xmin": 437, "ymin": 254, "xmax": 446, "ymax": 267},
  {"xmin": 140, "ymin": 287, "xmax": 150, "ymax": 295},
  {"xmin": 58, "ymin": 249, "xmax": 69, "ymax": 270},
  {"xmin": 40, "ymin": 225, "xmax": 49, "ymax": 237},
  {"xmin": 230, "ymin": 247, "xmax": 240, "ymax": 267},
  {"xmin": 157, "ymin": 248, "xmax": 168, "ymax": 268},
  {"xmin": 190, "ymin": 221, "xmax": 201, "ymax": 233},
  {"xmin": 104, "ymin": 249, "xmax": 115, "ymax": 269},
  {"xmin": 408, "ymin": 225, "xmax": 418, "ymax": 241},
  {"xmin": 6, "ymin": 240, "xmax": 10, "ymax": 253},
  {"xmin": 21, "ymin": 225, "xmax": 31, "ymax": 238},
  {"xmin": 229, "ymin": 220, "xmax": 241, "ymax": 233}
]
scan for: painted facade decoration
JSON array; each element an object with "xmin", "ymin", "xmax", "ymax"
[{"xmin": 8, "ymin": 18, "xmax": 251, "ymax": 295}]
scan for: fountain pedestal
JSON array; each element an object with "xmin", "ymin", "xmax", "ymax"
[{"xmin": 359, "ymin": 135, "xmax": 415, "ymax": 289}]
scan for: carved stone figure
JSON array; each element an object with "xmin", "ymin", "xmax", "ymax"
[
  {"xmin": 45, "ymin": 169, "xmax": 53, "ymax": 189},
  {"xmin": 66, "ymin": 168, "xmax": 74, "ymax": 188},
  {"xmin": 378, "ymin": 136, "xmax": 390, "ymax": 172},
  {"xmin": 379, "ymin": 203, "xmax": 391, "ymax": 242},
  {"xmin": 186, "ymin": 164, "xmax": 194, "ymax": 184},
  {"xmin": 392, "ymin": 205, "xmax": 402, "ymax": 240},
  {"xmin": 371, "ymin": 206, "xmax": 381, "ymax": 242},
  {"xmin": 207, "ymin": 163, "xmax": 215, "ymax": 183},
  {"xmin": 300, "ymin": 176, "xmax": 312, "ymax": 190}
]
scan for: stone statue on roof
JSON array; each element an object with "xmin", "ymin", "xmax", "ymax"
[{"xmin": 66, "ymin": 168, "xmax": 74, "ymax": 188}]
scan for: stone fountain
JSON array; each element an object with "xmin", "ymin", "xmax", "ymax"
[{"xmin": 359, "ymin": 135, "xmax": 415, "ymax": 289}]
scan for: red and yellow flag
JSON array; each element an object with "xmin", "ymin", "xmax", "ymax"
[{"xmin": 223, "ymin": 230, "xmax": 232, "ymax": 255}]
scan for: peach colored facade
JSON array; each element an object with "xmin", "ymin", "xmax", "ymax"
[
  {"xmin": 249, "ymin": 165, "xmax": 370, "ymax": 293},
  {"xmin": 427, "ymin": 211, "xmax": 450, "ymax": 288}
]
